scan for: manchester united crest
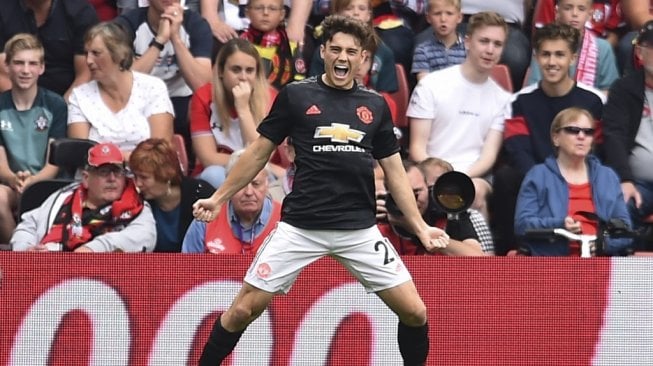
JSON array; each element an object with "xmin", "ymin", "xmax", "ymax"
[{"xmin": 356, "ymin": 106, "xmax": 373, "ymax": 124}]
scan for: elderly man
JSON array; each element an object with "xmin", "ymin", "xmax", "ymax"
[
  {"xmin": 182, "ymin": 150, "xmax": 282, "ymax": 254},
  {"xmin": 10, "ymin": 142, "xmax": 156, "ymax": 252}
]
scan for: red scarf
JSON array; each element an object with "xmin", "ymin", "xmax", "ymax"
[
  {"xmin": 240, "ymin": 26, "xmax": 294, "ymax": 89},
  {"xmin": 40, "ymin": 180, "xmax": 144, "ymax": 251},
  {"xmin": 576, "ymin": 30, "xmax": 598, "ymax": 87}
]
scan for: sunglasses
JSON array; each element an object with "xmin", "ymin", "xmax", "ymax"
[{"xmin": 557, "ymin": 126, "xmax": 595, "ymax": 136}]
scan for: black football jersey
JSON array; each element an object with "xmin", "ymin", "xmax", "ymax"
[{"xmin": 258, "ymin": 76, "xmax": 399, "ymax": 229}]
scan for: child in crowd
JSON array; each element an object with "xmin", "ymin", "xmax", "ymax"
[
  {"xmin": 0, "ymin": 34, "xmax": 67, "ymax": 244},
  {"xmin": 309, "ymin": 0, "xmax": 398, "ymax": 93},
  {"xmin": 411, "ymin": 0, "xmax": 466, "ymax": 80},
  {"xmin": 526, "ymin": 0, "xmax": 619, "ymax": 93},
  {"xmin": 239, "ymin": 0, "xmax": 306, "ymax": 89}
]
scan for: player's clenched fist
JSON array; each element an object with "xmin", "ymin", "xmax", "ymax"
[
  {"xmin": 417, "ymin": 226, "xmax": 450, "ymax": 252},
  {"xmin": 192, "ymin": 197, "xmax": 220, "ymax": 222}
]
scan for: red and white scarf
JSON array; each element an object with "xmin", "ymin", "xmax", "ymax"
[
  {"xmin": 576, "ymin": 30, "xmax": 598, "ymax": 87},
  {"xmin": 40, "ymin": 180, "xmax": 144, "ymax": 251}
]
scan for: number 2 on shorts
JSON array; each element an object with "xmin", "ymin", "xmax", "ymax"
[{"xmin": 374, "ymin": 240, "xmax": 396, "ymax": 265}]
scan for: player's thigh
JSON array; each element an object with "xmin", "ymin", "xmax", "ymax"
[
  {"xmin": 332, "ymin": 226, "xmax": 412, "ymax": 293},
  {"xmin": 244, "ymin": 222, "xmax": 328, "ymax": 294},
  {"xmin": 376, "ymin": 281, "xmax": 427, "ymax": 326}
]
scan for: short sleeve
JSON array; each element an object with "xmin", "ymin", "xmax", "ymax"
[
  {"xmin": 189, "ymin": 83, "xmax": 214, "ymax": 136},
  {"xmin": 257, "ymin": 87, "xmax": 292, "ymax": 145},
  {"xmin": 67, "ymin": 89, "xmax": 86, "ymax": 124},
  {"xmin": 141, "ymin": 75, "xmax": 175, "ymax": 117}
]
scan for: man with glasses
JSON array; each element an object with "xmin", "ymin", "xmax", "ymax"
[
  {"xmin": 491, "ymin": 22, "xmax": 605, "ymax": 255},
  {"xmin": 10, "ymin": 142, "xmax": 156, "ymax": 252},
  {"xmin": 602, "ymin": 20, "xmax": 653, "ymax": 250}
]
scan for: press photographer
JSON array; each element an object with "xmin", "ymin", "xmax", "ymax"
[{"xmin": 376, "ymin": 160, "xmax": 487, "ymax": 256}]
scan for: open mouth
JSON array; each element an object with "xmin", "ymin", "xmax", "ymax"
[{"xmin": 334, "ymin": 64, "xmax": 349, "ymax": 78}]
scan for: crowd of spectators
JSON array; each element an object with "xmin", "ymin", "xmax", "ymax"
[{"xmin": 1, "ymin": 0, "xmax": 652, "ymax": 256}]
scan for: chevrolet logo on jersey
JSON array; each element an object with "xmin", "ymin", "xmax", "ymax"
[{"xmin": 314, "ymin": 123, "xmax": 365, "ymax": 143}]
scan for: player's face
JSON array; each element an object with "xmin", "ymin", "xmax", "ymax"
[
  {"xmin": 320, "ymin": 32, "xmax": 366, "ymax": 89},
  {"xmin": 406, "ymin": 167, "xmax": 429, "ymax": 215},
  {"xmin": 220, "ymin": 50, "xmax": 258, "ymax": 99},
  {"xmin": 556, "ymin": 0, "xmax": 592, "ymax": 31},
  {"xmin": 85, "ymin": 36, "xmax": 120, "ymax": 82},
  {"xmin": 232, "ymin": 169, "xmax": 268, "ymax": 220},
  {"xmin": 426, "ymin": 0, "xmax": 462, "ymax": 39},
  {"xmin": 535, "ymin": 39, "xmax": 576, "ymax": 86},
  {"xmin": 6, "ymin": 49, "xmax": 44, "ymax": 91},
  {"xmin": 552, "ymin": 114, "xmax": 595, "ymax": 160},
  {"xmin": 339, "ymin": 0, "xmax": 372, "ymax": 24},
  {"xmin": 246, "ymin": 0, "xmax": 286, "ymax": 33},
  {"xmin": 464, "ymin": 25, "xmax": 506, "ymax": 74}
]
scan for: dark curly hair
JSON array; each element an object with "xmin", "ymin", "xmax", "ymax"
[{"xmin": 321, "ymin": 15, "xmax": 374, "ymax": 51}]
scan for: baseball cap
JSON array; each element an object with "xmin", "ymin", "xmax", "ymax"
[
  {"xmin": 87, "ymin": 142, "xmax": 123, "ymax": 167},
  {"xmin": 636, "ymin": 20, "xmax": 653, "ymax": 45}
]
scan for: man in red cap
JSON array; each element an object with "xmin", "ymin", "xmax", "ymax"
[{"xmin": 10, "ymin": 142, "xmax": 156, "ymax": 252}]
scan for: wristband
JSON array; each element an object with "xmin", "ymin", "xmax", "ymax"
[{"xmin": 149, "ymin": 39, "xmax": 164, "ymax": 51}]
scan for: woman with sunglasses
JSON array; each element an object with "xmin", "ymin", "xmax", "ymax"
[{"xmin": 514, "ymin": 107, "xmax": 632, "ymax": 256}]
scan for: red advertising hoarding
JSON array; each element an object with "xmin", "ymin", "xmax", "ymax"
[{"xmin": 1, "ymin": 254, "xmax": 644, "ymax": 365}]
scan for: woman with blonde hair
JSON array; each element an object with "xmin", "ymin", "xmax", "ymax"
[
  {"xmin": 189, "ymin": 38, "xmax": 279, "ymax": 188},
  {"xmin": 68, "ymin": 22, "xmax": 174, "ymax": 158}
]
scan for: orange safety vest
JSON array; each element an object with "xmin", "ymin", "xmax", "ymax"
[{"xmin": 204, "ymin": 200, "xmax": 282, "ymax": 254}]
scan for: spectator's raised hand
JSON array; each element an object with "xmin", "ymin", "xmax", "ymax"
[
  {"xmin": 232, "ymin": 81, "xmax": 253, "ymax": 111},
  {"xmin": 162, "ymin": 4, "xmax": 184, "ymax": 38}
]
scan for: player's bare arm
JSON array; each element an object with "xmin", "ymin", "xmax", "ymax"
[
  {"xmin": 379, "ymin": 153, "xmax": 449, "ymax": 251},
  {"xmin": 193, "ymin": 136, "xmax": 277, "ymax": 221}
]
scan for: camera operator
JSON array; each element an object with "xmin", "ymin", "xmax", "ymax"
[
  {"xmin": 419, "ymin": 157, "xmax": 495, "ymax": 254},
  {"xmin": 377, "ymin": 160, "xmax": 486, "ymax": 256}
]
